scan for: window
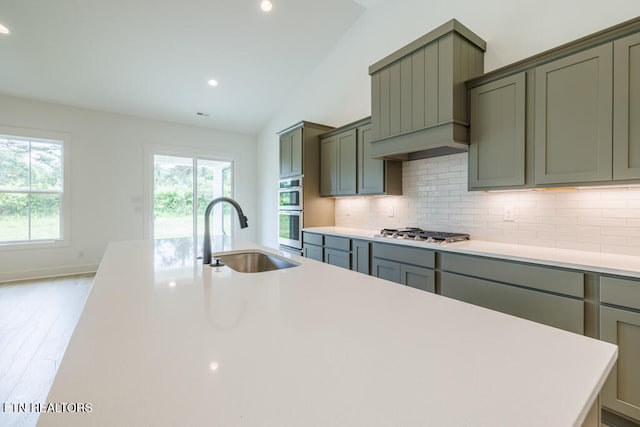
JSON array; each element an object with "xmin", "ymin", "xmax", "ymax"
[{"xmin": 0, "ymin": 135, "xmax": 65, "ymax": 245}]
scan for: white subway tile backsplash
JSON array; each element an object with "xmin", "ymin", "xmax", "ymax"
[{"xmin": 334, "ymin": 152, "xmax": 640, "ymax": 256}]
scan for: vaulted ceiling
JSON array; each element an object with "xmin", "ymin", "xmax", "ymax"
[{"xmin": 0, "ymin": 0, "xmax": 372, "ymax": 134}]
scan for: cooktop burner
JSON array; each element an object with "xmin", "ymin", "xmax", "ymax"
[{"xmin": 377, "ymin": 228, "xmax": 470, "ymax": 244}]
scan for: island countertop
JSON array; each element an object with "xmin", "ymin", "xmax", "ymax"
[{"xmin": 40, "ymin": 239, "xmax": 617, "ymax": 427}]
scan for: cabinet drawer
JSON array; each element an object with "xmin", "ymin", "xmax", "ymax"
[
  {"xmin": 601, "ymin": 276, "xmax": 640, "ymax": 310},
  {"xmin": 302, "ymin": 232, "xmax": 323, "ymax": 246},
  {"xmin": 324, "ymin": 235, "xmax": 351, "ymax": 251},
  {"xmin": 372, "ymin": 243, "xmax": 435, "ymax": 268},
  {"xmin": 441, "ymin": 272, "xmax": 584, "ymax": 334},
  {"xmin": 441, "ymin": 253, "xmax": 583, "ymax": 298}
]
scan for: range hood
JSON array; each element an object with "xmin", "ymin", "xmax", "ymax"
[{"xmin": 368, "ymin": 19, "xmax": 486, "ymax": 161}]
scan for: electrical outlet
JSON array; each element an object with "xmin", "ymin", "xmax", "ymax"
[
  {"xmin": 503, "ymin": 206, "xmax": 515, "ymax": 221},
  {"xmin": 386, "ymin": 206, "xmax": 394, "ymax": 217}
]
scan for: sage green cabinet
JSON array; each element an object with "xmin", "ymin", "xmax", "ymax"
[
  {"xmin": 324, "ymin": 235, "xmax": 351, "ymax": 269},
  {"xmin": 320, "ymin": 129, "xmax": 356, "ymax": 196},
  {"xmin": 600, "ymin": 276, "xmax": 640, "ymax": 422},
  {"xmin": 467, "ymin": 18, "xmax": 640, "ymax": 190},
  {"xmin": 369, "ymin": 19, "xmax": 485, "ymax": 160},
  {"xmin": 614, "ymin": 32, "xmax": 640, "ymax": 181},
  {"xmin": 352, "ymin": 239, "xmax": 370, "ymax": 275},
  {"xmin": 468, "ymin": 72, "xmax": 527, "ymax": 189},
  {"xmin": 320, "ymin": 118, "xmax": 401, "ymax": 197},
  {"xmin": 371, "ymin": 243, "xmax": 435, "ymax": 293},
  {"xmin": 534, "ymin": 44, "xmax": 614, "ymax": 185},
  {"xmin": 357, "ymin": 122, "xmax": 402, "ymax": 195},
  {"xmin": 372, "ymin": 258, "xmax": 401, "ymax": 283},
  {"xmin": 279, "ymin": 127, "xmax": 303, "ymax": 178},
  {"xmin": 440, "ymin": 253, "xmax": 584, "ymax": 334},
  {"xmin": 324, "ymin": 248, "xmax": 351, "ymax": 269},
  {"xmin": 302, "ymin": 232, "xmax": 323, "ymax": 262},
  {"xmin": 441, "ymin": 272, "xmax": 584, "ymax": 334}
]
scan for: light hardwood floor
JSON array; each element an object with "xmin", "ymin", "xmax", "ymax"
[{"xmin": 0, "ymin": 274, "xmax": 93, "ymax": 427}]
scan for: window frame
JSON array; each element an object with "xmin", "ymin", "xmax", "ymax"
[{"xmin": 0, "ymin": 127, "xmax": 71, "ymax": 250}]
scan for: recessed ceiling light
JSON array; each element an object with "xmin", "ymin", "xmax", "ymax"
[
  {"xmin": 0, "ymin": 24, "xmax": 9, "ymax": 35},
  {"xmin": 261, "ymin": 0, "xmax": 273, "ymax": 12},
  {"xmin": 207, "ymin": 79, "xmax": 218, "ymax": 87}
]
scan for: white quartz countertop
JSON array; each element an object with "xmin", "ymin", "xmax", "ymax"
[
  {"xmin": 304, "ymin": 226, "xmax": 640, "ymax": 278},
  {"xmin": 40, "ymin": 239, "xmax": 617, "ymax": 427}
]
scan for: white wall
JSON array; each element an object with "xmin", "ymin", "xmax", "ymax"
[
  {"xmin": 0, "ymin": 94, "xmax": 257, "ymax": 281},
  {"xmin": 256, "ymin": 0, "xmax": 640, "ymax": 249}
]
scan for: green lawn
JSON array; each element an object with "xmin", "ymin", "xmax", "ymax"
[{"xmin": 0, "ymin": 215, "xmax": 60, "ymax": 241}]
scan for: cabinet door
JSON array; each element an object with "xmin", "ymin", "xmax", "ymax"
[
  {"xmin": 324, "ymin": 248, "xmax": 350, "ymax": 270},
  {"xmin": 337, "ymin": 130, "xmax": 357, "ymax": 195},
  {"xmin": 534, "ymin": 44, "xmax": 613, "ymax": 185},
  {"xmin": 469, "ymin": 72, "xmax": 526, "ymax": 189},
  {"xmin": 352, "ymin": 239, "xmax": 370, "ymax": 275},
  {"xmin": 371, "ymin": 258, "xmax": 400, "ymax": 283},
  {"xmin": 614, "ymin": 32, "xmax": 640, "ymax": 180},
  {"xmin": 303, "ymin": 244, "xmax": 323, "ymax": 262},
  {"xmin": 279, "ymin": 133, "xmax": 292, "ymax": 178},
  {"xmin": 441, "ymin": 272, "xmax": 584, "ymax": 334},
  {"xmin": 600, "ymin": 306, "xmax": 640, "ymax": 421},
  {"xmin": 290, "ymin": 128, "xmax": 303, "ymax": 177},
  {"xmin": 320, "ymin": 136, "xmax": 338, "ymax": 196},
  {"xmin": 279, "ymin": 128, "xmax": 303, "ymax": 178},
  {"xmin": 358, "ymin": 123, "xmax": 385, "ymax": 194},
  {"xmin": 401, "ymin": 264, "xmax": 435, "ymax": 293}
]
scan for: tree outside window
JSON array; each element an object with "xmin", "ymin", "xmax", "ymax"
[{"xmin": 0, "ymin": 136, "xmax": 64, "ymax": 243}]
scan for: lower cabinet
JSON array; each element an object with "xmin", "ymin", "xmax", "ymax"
[
  {"xmin": 324, "ymin": 235, "xmax": 351, "ymax": 269},
  {"xmin": 600, "ymin": 276, "xmax": 640, "ymax": 422},
  {"xmin": 440, "ymin": 253, "xmax": 584, "ymax": 334},
  {"xmin": 371, "ymin": 243, "xmax": 435, "ymax": 293},
  {"xmin": 303, "ymin": 232, "xmax": 370, "ymax": 273},
  {"xmin": 302, "ymin": 232, "xmax": 323, "ymax": 262},
  {"xmin": 352, "ymin": 239, "xmax": 370, "ymax": 275},
  {"xmin": 441, "ymin": 272, "xmax": 584, "ymax": 334},
  {"xmin": 325, "ymin": 248, "xmax": 350, "ymax": 269}
]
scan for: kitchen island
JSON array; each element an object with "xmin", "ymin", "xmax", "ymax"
[{"xmin": 39, "ymin": 239, "xmax": 617, "ymax": 427}]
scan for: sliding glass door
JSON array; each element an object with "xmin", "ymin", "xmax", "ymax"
[{"xmin": 153, "ymin": 154, "xmax": 232, "ymax": 264}]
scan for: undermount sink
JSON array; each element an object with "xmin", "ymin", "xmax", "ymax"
[{"xmin": 210, "ymin": 250, "xmax": 300, "ymax": 273}]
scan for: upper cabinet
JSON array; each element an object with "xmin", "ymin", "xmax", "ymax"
[
  {"xmin": 320, "ymin": 128, "xmax": 357, "ymax": 196},
  {"xmin": 368, "ymin": 19, "xmax": 486, "ymax": 161},
  {"xmin": 534, "ymin": 44, "xmax": 613, "ymax": 185},
  {"xmin": 320, "ymin": 117, "xmax": 402, "ymax": 197},
  {"xmin": 468, "ymin": 72, "xmax": 527, "ymax": 190},
  {"xmin": 467, "ymin": 16, "xmax": 640, "ymax": 190},
  {"xmin": 614, "ymin": 31, "xmax": 640, "ymax": 181},
  {"xmin": 279, "ymin": 127, "xmax": 303, "ymax": 178},
  {"xmin": 278, "ymin": 121, "xmax": 333, "ymax": 179}
]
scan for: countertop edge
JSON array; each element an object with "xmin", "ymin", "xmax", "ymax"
[{"xmin": 303, "ymin": 226, "xmax": 640, "ymax": 279}]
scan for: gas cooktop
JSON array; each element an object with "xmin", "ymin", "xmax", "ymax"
[{"xmin": 375, "ymin": 227, "xmax": 470, "ymax": 244}]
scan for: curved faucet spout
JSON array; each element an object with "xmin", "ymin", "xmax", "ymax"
[{"xmin": 202, "ymin": 197, "xmax": 249, "ymax": 265}]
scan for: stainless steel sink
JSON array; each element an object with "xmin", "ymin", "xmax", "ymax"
[{"xmin": 210, "ymin": 250, "xmax": 300, "ymax": 273}]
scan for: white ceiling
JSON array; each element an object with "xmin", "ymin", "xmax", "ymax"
[{"xmin": 0, "ymin": 0, "xmax": 368, "ymax": 135}]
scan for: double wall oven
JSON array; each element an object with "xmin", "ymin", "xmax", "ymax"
[{"xmin": 278, "ymin": 176, "xmax": 303, "ymax": 253}]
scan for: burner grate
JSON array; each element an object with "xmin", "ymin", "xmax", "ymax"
[{"xmin": 378, "ymin": 227, "xmax": 470, "ymax": 243}]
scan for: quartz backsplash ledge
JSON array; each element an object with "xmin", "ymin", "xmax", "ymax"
[{"xmin": 334, "ymin": 152, "xmax": 640, "ymax": 257}]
